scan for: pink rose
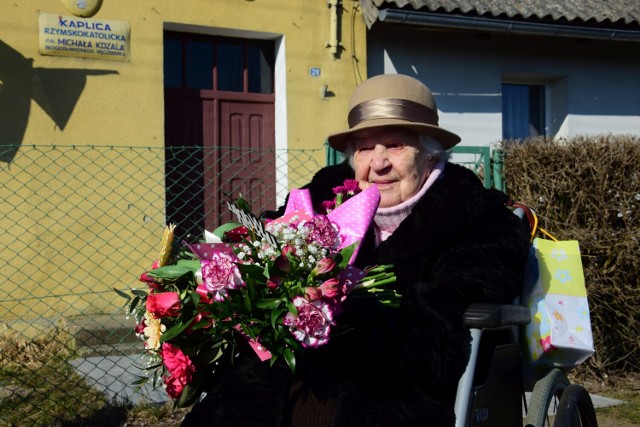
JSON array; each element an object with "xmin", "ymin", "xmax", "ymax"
[
  {"xmin": 146, "ymin": 292, "xmax": 181, "ymax": 318},
  {"xmin": 283, "ymin": 297, "xmax": 334, "ymax": 348},
  {"xmin": 162, "ymin": 342, "xmax": 196, "ymax": 377},
  {"xmin": 161, "ymin": 342, "xmax": 196, "ymax": 399},
  {"xmin": 163, "ymin": 374, "xmax": 187, "ymax": 399}
]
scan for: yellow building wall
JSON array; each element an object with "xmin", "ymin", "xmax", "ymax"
[{"xmin": 0, "ymin": 0, "xmax": 367, "ymax": 323}]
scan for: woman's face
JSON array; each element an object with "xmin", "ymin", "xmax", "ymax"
[{"xmin": 352, "ymin": 128, "xmax": 434, "ymax": 208}]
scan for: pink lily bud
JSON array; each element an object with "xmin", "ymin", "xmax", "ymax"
[
  {"xmin": 281, "ymin": 245, "xmax": 296, "ymax": 257},
  {"xmin": 304, "ymin": 287, "xmax": 322, "ymax": 301},
  {"xmin": 318, "ymin": 278, "xmax": 341, "ymax": 299},
  {"xmin": 312, "ymin": 258, "xmax": 335, "ymax": 276},
  {"xmin": 274, "ymin": 255, "xmax": 291, "ymax": 273},
  {"xmin": 267, "ymin": 276, "xmax": 283, "ymax": 289}
]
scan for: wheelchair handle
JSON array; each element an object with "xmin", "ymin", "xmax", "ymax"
[{"xmin": 463, "ymin": 303, "xmax": 531, "ymax": 329}]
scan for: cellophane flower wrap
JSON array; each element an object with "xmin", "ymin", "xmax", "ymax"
[{"xmin": 117, "ymin": 183, "xmax": 398, "ymax": 407}]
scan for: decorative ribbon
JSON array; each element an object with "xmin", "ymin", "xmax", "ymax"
[{"xmin": 348, "ymin": 97, "xmax": 439, "ymax": 128}]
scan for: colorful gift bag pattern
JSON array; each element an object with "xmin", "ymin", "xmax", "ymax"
[{"xmin": 523, "ymin": 238, "xmax": 595, "ymax": 367}]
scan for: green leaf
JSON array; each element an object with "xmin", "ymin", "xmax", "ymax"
[
  {"xmin": 160, "ymin": 321, "xmax": 191, "ymax": 343},
  {"xmin": 240, "ymin": 323, "xmax": 257, "ymax": 339},
  {"xmin": 188, "ymin": 319, "xmax": 210, "ymax": 331},
  {"xmin": 286, "ymin": 301, "xmax": 297, "ymax": 316},
  {"xmin": 283, "ymin": 348, "xmax": 296, "ymax": 374},
  {"xmin": 113, "ymin": 288, "xmax": 131, "ymax": 301},
  {"xmin": 236, "ymin": 263, "xmax": 267, "ymax": 278},
  {"xmin": 284, "ymin": 336, "xmax": 299, "ymax": 347},
  {"xmin": 255, "ymin": 298, "xmax": 282, "ymax": 310},
  {"xmin": 131, "ymin": 289, "xmax": 148, "ymax": 298},
  {"xmin": 177, "ymin": 379, "xmax": 203, "ymax": 408},
  {"xmin": 131, "ymin": 376, "xmax": 149, "ymax": 385},
  {"xmin": 271, "ymin": 309, "xmax": 283, "ymax": 329},
  {"xmin": 235, "ymin": 195, "xmax": 252, "ymax": 214},
  {"xmin": 190, "ymin": 290, "xmax": 201, "ymax": 306},
  {"xmin": 197, "ymin": 342, "xmax": 228, "ymax": 365},
  {"xmin": 176, "ymin": 259, "xmax": 202, "ymax": 270},
  {"xmin": 243, "ymin": 292, "xmax": 252, "ymax": 314},
  {"xmin": 148, "ymin": 265, "xmax": 194, "ymax": 280},
  {"xmin": 129, "ymin": 296, "xmax": 141, "ymax": 314},
  {"xmin": 336, "ymin": 241, "xmax": 359, "ymax": 269}
]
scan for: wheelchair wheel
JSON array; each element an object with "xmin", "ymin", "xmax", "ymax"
[
  {"xmin": 553, "ymin": 384, "xmax": 598, "ymax": 427},
  {"xmin": 524, "ymin": 368, "xmax": 570, "ymax": 427}
]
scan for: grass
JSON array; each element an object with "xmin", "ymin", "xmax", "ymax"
[
  {"xmin": 588, "ymin": 374, "xmax": 640, "ymax": 426},
  {"xmin": 597, "ymin": 393, "xmax": 640, "ymax": 426},
  {"xmin": 1, "ymin": 330, "xmax": 638, "ymax": 426},
  {"xmin": 0, "ymin": 329, "xmax": 122, "ymax": 427}
]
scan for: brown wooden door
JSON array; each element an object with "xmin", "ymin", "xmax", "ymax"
[
  {"xmin": 164, "ymin": 31, "xmax": 276, "ymax": 236},
  {"xmin": 204, "ymin": 94, "xmax": 275, "ymax": 227}
]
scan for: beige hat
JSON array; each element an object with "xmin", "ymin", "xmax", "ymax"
[{"xmin": 327, "ymin": 74, "xmax": 461, "ymax": 152}]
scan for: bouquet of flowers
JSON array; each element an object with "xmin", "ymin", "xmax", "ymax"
[{"xmin": 117, "ymin": 183, "xmax": 398, "ymax": 407}]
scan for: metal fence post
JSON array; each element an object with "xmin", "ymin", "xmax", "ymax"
[{"xmin": 492, "ymin": 149, "xmax": 505, "ymax": 193}]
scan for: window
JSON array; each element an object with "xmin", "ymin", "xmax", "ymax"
[
  {"xmin": 163, "ymin": 32, "xmax": 274, "ymax": 94},
  {"xmin": 502, "ymin": 83, "xmax": 545, "ymax": 140}
]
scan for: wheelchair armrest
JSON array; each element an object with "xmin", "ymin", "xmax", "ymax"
[{"xmin": 463, "ymin": 303, "xmax": 531, "ymax": 329}]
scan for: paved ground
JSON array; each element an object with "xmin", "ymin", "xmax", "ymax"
[
  {"xmin": 70, "ymin": 354, "xmax": 624, "ymax": 410},
  {"xmin": 70, "ymin": 354, "xmax": 169, "ymax": 405}
]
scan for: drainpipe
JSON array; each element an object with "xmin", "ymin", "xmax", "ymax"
[
  {"xmin": 377, "ymin": 9, "xmax": 640, "ymax": 42},
  {"xmin": 327, "ymin": 0, "xmax": 341, "ymax": 55}
]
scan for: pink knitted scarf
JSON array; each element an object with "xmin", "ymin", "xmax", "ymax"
[{"xmin": 373, "ymin": 159, "xmax": 446, "ymax": 244}]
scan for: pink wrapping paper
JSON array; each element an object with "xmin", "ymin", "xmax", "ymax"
[
  {"xmin": 284, "ymin": 189, "xmax": 316, "ymax": 217},
  {"xmin": 185, "ymin": 242, "xmax": 235, "ymax": 260},
  {"xmin": 280, "ymin": 185, "xmax": 380, "ymax": 263},
  {"xmin": 327, "ymin": 185, "xmax": 380, "ymax": 263}
]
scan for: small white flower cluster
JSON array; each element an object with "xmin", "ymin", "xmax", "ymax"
[{"xmin": 264, "ymin": 217, "xmax": 335, "ymax": 271}]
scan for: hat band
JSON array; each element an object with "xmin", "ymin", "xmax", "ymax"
[{"xmin": 348, "ymin": 98, "xmax": 439, "ymax": 129}]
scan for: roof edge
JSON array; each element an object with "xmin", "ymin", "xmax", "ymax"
[{"xmin": 377, "ymin": 9, "xmax": 640, "ymax": 42}]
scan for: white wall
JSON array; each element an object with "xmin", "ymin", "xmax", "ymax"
[{"xmin": 367, "ymin": 26, "xmax": 640, "ymax": 148}]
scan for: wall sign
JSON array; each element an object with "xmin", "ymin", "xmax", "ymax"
[{"xmin": 38, "ymin": 12, "xmax": 131, "ymax": 62}]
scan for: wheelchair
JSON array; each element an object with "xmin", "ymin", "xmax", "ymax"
[
  {"xmin": 452, "ymin": 207, "xmax": 598, "ymax": 427},
  {"xmin": 453, "ymin": 303, "xmax": 597, "ymax": 426}
]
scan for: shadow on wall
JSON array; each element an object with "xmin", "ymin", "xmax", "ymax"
[{"xmin": 0, "ymin": 39, "xmax": 118, "ymax": 164}]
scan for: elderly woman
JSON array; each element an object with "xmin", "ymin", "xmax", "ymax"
[{"xmin": 182, "ymin": 74, "xmax": 531, "ymax": 426}]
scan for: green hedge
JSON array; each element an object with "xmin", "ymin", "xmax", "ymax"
[{"xmin": 501, "ymin": 135, "xmax": 640, "ymax": 375}]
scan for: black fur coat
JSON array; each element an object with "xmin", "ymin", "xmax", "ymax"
[{"xmin": 182, "ymin": 161, "xmax": 531, "ymax": 427}]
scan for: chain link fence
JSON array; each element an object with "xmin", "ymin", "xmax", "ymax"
[{"xmin": 0, "ymin": 144, "xmax": 492, "ymax": 426}]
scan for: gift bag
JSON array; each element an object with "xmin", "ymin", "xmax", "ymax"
[{"xmin": 523, "ymin": 237, "xmax": 595, "ymax": 367}]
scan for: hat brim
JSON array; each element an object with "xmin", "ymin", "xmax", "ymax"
[{"xmin": 327, "ymin": 118, "xmax": 461, "ymax": 152}]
